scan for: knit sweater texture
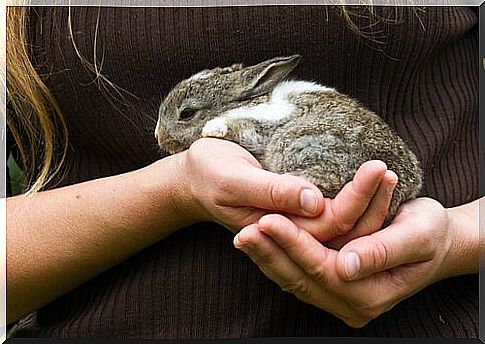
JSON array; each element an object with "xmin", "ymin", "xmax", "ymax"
[{"xmin": 8, "ymin": 6, "xmax": 479, "ymax": 338}]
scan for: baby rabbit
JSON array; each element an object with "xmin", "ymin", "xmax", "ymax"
[{"xmin": 155, "ymin": 55, "xmax": 422, "ymax": 219}]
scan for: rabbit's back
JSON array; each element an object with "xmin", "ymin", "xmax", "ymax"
[{"xmin": 263, "ymin": 91, "xmax": 422, "ymax": 216}]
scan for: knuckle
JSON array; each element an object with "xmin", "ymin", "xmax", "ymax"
[
  {"xmin": 306, "ymin": 263, "xmax": 328, "ymax": 285},
  {"xmin": 281, "ymin": 279, "xmax": 310, "ymax": 297},
  {"xmin": 279, "ymin": 226, "xmax": 302, "ymax": 252},
  {"xmin": 386, "ymin": 271, "xmax": 406, "ymax": 291},
  {"xmin": 269, "ymin": 176, "xmax": 290, "ymax": 210},
  {"xmin": 361, "ymin": 307, "xmax": 381, "ymax": 322},
  {"xmin": 369, "ymin": 239, "xmax": 390, "ymax": 271},
  {"xmin": 343, "ymin": 292, "xmax": 392, "ymax": 328},
  {"xmin": 352, "ymin": 179, "xmax": 374, "ymax": 201},
  {"xmin": 350, "ymin": 296, "xmax": 387, "ymax": 323},
  {"xmin": 360, "ymin": 216, "xmax": 379, "ymax": 236},
  {"xmin": 344, "ymin": 317, "xmax": 372, "ymax": 329},
  {"xmin": 375, "ymin": 208, "xmax": 389, "ymax": 224},
  {"xmin": 352, "ymin": 304, "xmax": 381, "ymax": 325},
  {"xmin": 332, "ymin": 220, "xmax": 354, "ymax": 237},
  {"xmin": 259, "ymin": 251, "xmax": 275, "ymax": 266}
]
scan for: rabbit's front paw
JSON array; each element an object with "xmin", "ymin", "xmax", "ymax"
[{"xmin": 202, "ymin": 118, "xmax": 229, "ymax": 138}]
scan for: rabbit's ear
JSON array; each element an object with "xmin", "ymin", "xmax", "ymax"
[{"xmin": 238, "ymin": 55, "xmax": 301, "ymax": 99}]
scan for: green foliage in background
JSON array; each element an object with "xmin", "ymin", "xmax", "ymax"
[{"xmin": 7, "ymin": 153, "xmax": 25, "ymax": 195}]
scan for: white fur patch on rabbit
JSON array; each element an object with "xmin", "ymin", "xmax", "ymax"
[
  {"xmin": 189, "ymin": 70, "xmax": 213, "ymax": 81},
  {"xmin": 272, "ymin": 80, "xmax": 334, "ymax": 101},
  {"xmin": 202, "ymin": 80, "xmax": 334, "ymax": 136},
  {"xmin": 201, "ymin": 117, "xmax": 228, "ymax": 138}
]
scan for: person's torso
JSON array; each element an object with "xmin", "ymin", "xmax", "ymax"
[{"xmin": 11, "ymin": 6, "xmax": 479, "ymax": 338}]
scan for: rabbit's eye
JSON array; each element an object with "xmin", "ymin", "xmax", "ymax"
[{"xmin": 179, "ymin": 108, "xmax": 197, "ymax": 121}]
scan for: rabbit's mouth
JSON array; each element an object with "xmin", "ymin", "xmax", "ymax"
[
  {"xmin": 158, "ymin": 139, "xmax": 185, "ymax": 155},
  {"xmin": 155, "ymin": 130, "xmax": 185, "ymax": 154}
]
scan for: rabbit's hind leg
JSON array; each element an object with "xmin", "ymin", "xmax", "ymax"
[{"xmin": 263, "ymin": 133, "xmax": 362, "ymax": 199}]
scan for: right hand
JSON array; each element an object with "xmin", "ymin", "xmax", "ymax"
[
  {"xmin": 175, "ymin": 138, "xmax": 326, "ymax": 232},
  {"xmin": 175, "ymin": 138, "xmax": 397, "ymax": 238}
]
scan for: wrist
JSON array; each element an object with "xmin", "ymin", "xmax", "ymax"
[
  {"xmin": 441, "ymin": 201, "xmax": 479, "ymax": 278},
  {"xmin": 144, "ymin": 152, "xmax": 202, "ymax": 232}
]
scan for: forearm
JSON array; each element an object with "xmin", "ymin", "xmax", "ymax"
[
  {"xmin": 444, "ymin": 197, "xmax": 480, "ymax": 277},
  {"xmin": 6, "ymin": 153, "xmax": 192, "ymax": 324}
]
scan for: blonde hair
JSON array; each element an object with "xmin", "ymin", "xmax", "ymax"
[
  {"xmin": 340, "ymin": 5, "xmax": 413, "ymax": 58},
  {"xmin": 7, "ymin": 6, "xmax": 68, "ymax": 193}
]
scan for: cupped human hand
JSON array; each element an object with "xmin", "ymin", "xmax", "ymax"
[
  {"xmin": 176, "ymin": 138, "xmax": 398, "ymax": 237},
  {"xmin": 175, "ymin": 138, "xmax": 326, "ymax": 232},
  {"xmin": 233, "ymin": 198, "xmax": 477, "ymax": 328},
  {"xmin": 176, "ymin": 138, "xmax": 397, "ymax": 235},
  {"xmin": 287, "ymin": 161, "xmax": 398, "ymax": 244}
]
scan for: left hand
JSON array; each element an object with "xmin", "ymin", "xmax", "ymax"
[
  {"xmin": 287, "ymin": 160, "xmax": 398, "ymax": 244},
  {"xmin": 233, "ymin": 197, "xmax": 479, "ymax": 328}
]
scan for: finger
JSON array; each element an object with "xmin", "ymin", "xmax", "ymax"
[
  {"xmin": 236, "ymin": 219, "xmax": 400, "ymax": 328},
  {"xmin": 258, "ymin": 214, "xmax": 339, "ymax": 286},
  {"xmin": 327, "ymin": 170, "xmax": 398, "ymax": 249},
  {"xmin": 336, "ymin": 218, "xmax": 434, "ymax": 281},
  {"xmin": 233, "ymin": 224, "xmax": 312, "ymax": 294},
  {"xmin": 234, "ymin": 222, "xmax": 349, "ymax": 317},
  {"xmin": 229, "ymin": 169, "xmax": 325, "ymax": 217},
  {"xmin": 328, "ymin": 160, "xmax": 387, "ymax": 238},
  {"xmin": 286, "ymin": 161, "xmax": 388, "ymax": 242}
]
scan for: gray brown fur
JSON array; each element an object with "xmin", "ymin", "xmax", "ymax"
[{"xmin": 155, "ymin": 55, "xmax": 423, "ymax": 219}]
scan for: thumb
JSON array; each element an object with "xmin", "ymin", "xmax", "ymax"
[
  {"xmin": 231, "ymin": 167, "xmax": 325, "ymax": 217},
  {"xmin": 336, "ymin": 221, "xmax": 433, "ymax": 281}
]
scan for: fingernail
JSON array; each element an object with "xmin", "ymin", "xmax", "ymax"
[
  {"xmin": 233, "ymin": 234, "xmax": 249, "ymax": 253},
  {"xmin": 344, "ymin": 251, "xmax": 361, "ymax": 280},
  {"xmin": 233, "ymin": 234, "xmax": 242, "ymax": 249},
  {"xmin": 232, "ymin": 234, "xmax": 241, "ymax": 248},
  {"xmin": 300, "ymin": 189, "xmax": 318, "ymax": 214},
  {"xmin": 386, "ymin": 171, "xmax": 398, "ymax": 194}
]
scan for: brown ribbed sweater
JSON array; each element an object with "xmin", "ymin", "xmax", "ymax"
[{"xmin": 8, "ymin": 6, "xmax": 479, "ymax": 338}]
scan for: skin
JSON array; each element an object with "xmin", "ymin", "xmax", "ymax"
[
  {"xmin": 7, "ymin": 138, "xmax": 479, "ymax": 329},
  {"xmin": 7, "ymin": 138, "xmax": 322, "ymax": 324},
  {"xmin": 234, "ymin": 195, "xmax": 480, "ymax": 328}
]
